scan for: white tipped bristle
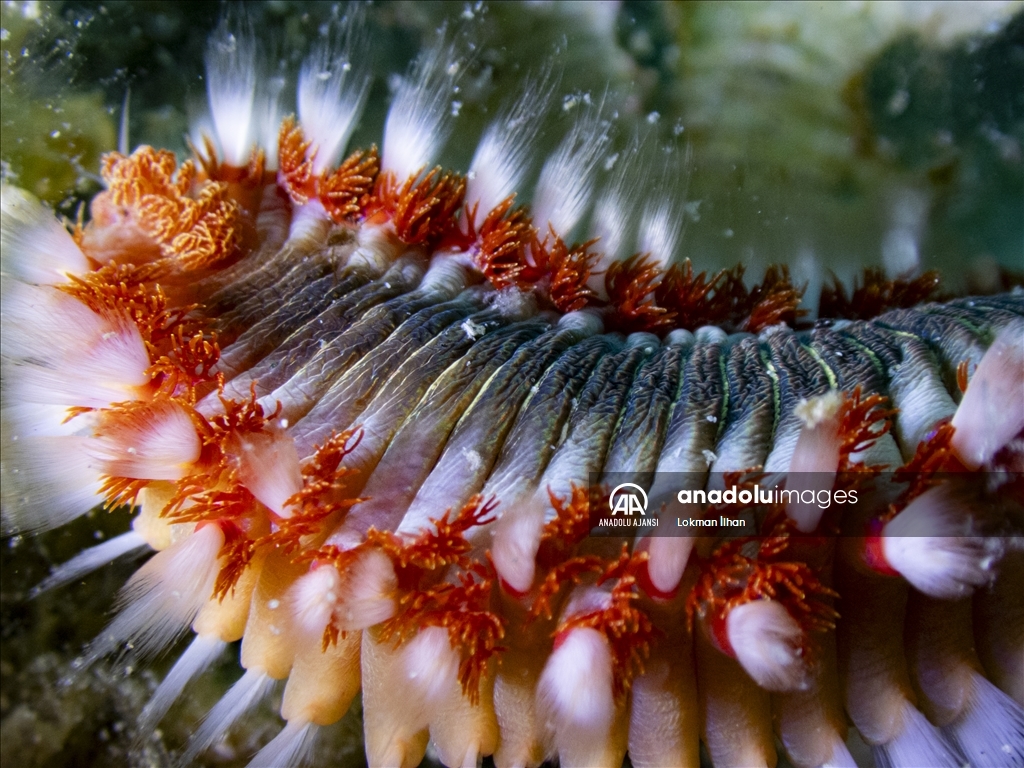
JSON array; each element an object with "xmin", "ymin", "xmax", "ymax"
[
  {"xmin": 248, "ymin": 721, "xmax": 319, "ymax": 768},
  {"xmin": 298, "ymin": 10, "xmax": 371, "ymax": 176},
  {"xmin": 0, "ymin": 434, "xmax": 103, "ymax": 535},
  {"xmin": 491, "ymin": 500, "xmax": 545, "ymax": 595},
  {"xmin": 88, "ymin": 401, "xmax": 201, "ymax": 481},
  {"xmin": 9, "ymin": 324, "xmax": 150, "ymax": 408},
  {"xmin": 727, "ymin": 600, "xmax": 811, "ymax": 692},
  {"xmin": 948, "ymin": 672, "xmax": 1024, "ymax": 767},
  {"xmin": 3, "ymin": 283, "xmax": 108, "ymax": 363},
  {"xmin": 589, "ymin": 137, "xmax": 643, "ymax": 268},
  {"xmin": 182, "ymin": 669, "xmax": 276, "ymax": 765},
  {"xmin": 1, "ymin": 185, "xmax": 89, "ymax": 286},
  {"xmin": 87, "ymin": 523, "xmax": 223, "ymax": 662},
  {"xmin": 334, "ymin": 549, "xmax": 397, "ymax": 631},
  {"xmin": 382, "ymin": 32, "xmax": 464, "ymax": 180},
  {"xmin": 234, "ymin": 428, "xmax": 303, "ymax": 517},
  {"xmin": 402, "ymin": 625, "xmax": 460, "ymax": 706},
  {"xmin": 636, "ymin": 144, "xmax": 691, "ymax": 269},
  {"xmin": 872, "ymin": 701, "xmax": 963, "ymax": 768},
  {"xmin": 466, "ymin": 69, "xmax": 555, "ymax": 214},
  {"xmin": 882, "ymin": 485, "xmax": 1003, "ymax": 599},
  {"xmin": 531, "ymin": 99, "xmax": 611, "ymax": 239},
  {"xmin": 951, "ymin": 319, "xmax": 1024, "ymax": 468},
  {"xmin": 205, "ymin": 16, "xmax": 259, "ymax": 167},
  {"xmin": 137, "ymin": 634, "xmax": 227, "ymax": 734},
  {"xmin": 645, "ymin": 535, "xmax": 693, "ymax": 596},
  {"xmin": 537, "ymin": 627, "xmax": 616, "ymax": 742},
  {"xmin": 30, "ymin": 530, "xmax": 148, "ymax": 598},
  {"xmin": 4, "ymin": 288, "xmax": 150, "ymax": 408},
  {"xmin": 786, "ymin": 390, "xmax": 844, "ymax": 532},
  {"xmin": 254, "ymin": 72, "xmax": 287, "ymax": 170},
  {"xmin": 2, "ymin": 402, "xmax": 89, "ymax": 439},
  {"xmin": 289, "ymin": 564, "xmax": 343, "ymax": 640}
]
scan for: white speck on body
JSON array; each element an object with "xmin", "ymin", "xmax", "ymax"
[
  {"xmin": 463, "ymin": 449, "xmax": 482, "ymax": 471},
  {"xmin": 461, "ymin": 318, "xmax": 485, "ymax": 339}
]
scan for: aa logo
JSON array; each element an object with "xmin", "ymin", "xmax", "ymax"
[{"xmin": 608, "ymin": 483, "xmax": 648, "ymax": 516}]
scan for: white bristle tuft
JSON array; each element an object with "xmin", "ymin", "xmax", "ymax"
[
  {"xmin": 334, "ymin": 549, "xmax": 397, "ymax": 631},
  {"xmin": 248, "ymin": 721, "xmax": 319, "ymax": 768},
  {"xmin": 297, "ymin": 9, "xmax": 371, "ymax": 176},
  {"xmin": 636, "ymin": 143, "xmax": 692, "ymax": 269},
  {"xmin": 87, "ymin": 401, "xmax": 201, "ymax": 481},
  {"xmin": 947, "ymin": 672, "xmax": 1024, "ymax": 767},
  {"xmin": 288, "ymin": 564, "xmax": 343, "ymax": 640},
  {"xmin": 531, "ymin": 98, "xmax": 611, "ymax": 239},
  {"xmin": 1, "ymin": 185, "xmax": 89, "ymax": 286},
  {"xmin": 402, "ymin": 625, "xmax": 460, "ymax": 707},
  {"xmin": 234, "ymin": 427, "xmax": 303, "ymax": 517},
  {"xmin": 645, "ymin": 535, "xmax": 693, "ymax": 596},
  {"xmin": 8, "ymin": 327, "xmax": 150, "ymax": 408},
  {"xmin": 882, "ymin": 485, "xmax": 1004, "ymax": 599},
  {"xmin": 4, "ymin": 286, "xmax": 150, "ymax": 408},
  {"xmin": 466, "ymin": 68, "xmax": 555, "ymax": 215},
  {"xmin": 87, "ymin": 523, "xmax": 223, "ymax": 662},
  {"xmin": 137, "ymin": 634, "xmax": 227, "ymax": 735},
  {"xmin": 204, "ymin": 16, "xmax": 259, "ymax": 167},
  {"xmin": 2, "ymin": 402, "xmax": 89, "ymax": 439},
  {"xmin": 537, "ymin": 627, "xmax": 616, "ymax": 749},
  {"xmin": 382, "ymin": 31, "xmax": 465, "ymax": 180},
  {"xmin": 30, "ymin": 530, "xmax": 148, "ymax": 598},
  {"xmin": 727, "ymin": 600, "xmax": 812, "ymax": 692},
  {"xmin": 182, "ymin": 668, "xmax": 276, "ymax": 765},
  {"xmin": 1, "ymin": 433, "xmax": 104, "ymax": 535},
  {"xmin": 491, "ymin": 498, "xmax": 545, "ymax": 595},
  {"xmin": 951, "ymin": 319, "xmax": 1024, "ymax": 468},
  {"xmin": 589, "ymin": 136, "xmax": 643, "ymax": 268},
  {"xmin": 255, "ymin": 71, "xmax": 287, "ymax": 170},
  {"xmin": 3, "ymin": 283, "xmax": 111, "ymax": 362},
  {"xmin": 872, "ymin": 701, "xmax": 964, "ymax": 768}
]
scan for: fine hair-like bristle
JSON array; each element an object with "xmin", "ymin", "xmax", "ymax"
[
  {"xmin": 882, "ymin": 484, "xmax": 1005, "ymax": 599},
  {"xmin": 381, "ymin": 30, "xmax": 465, "ymax": 180},
  {"xmin": 727, "ymin": 600, "xmax": 812, "ymax": 692},
  {"xmin": 465, "ymin": 67, "xmax": 556, "ymax": 215},
  {"xmin": 948, "ymin": 672, "xmax": 1024, "ymax": 767},
  {"xmin": 297, "ymin": 8, "xmax": 371, "ymax": 176},
  {"xmin": 181, "ymin": 669, "xmax": 277, "ymax": 765},
  {"xmin": 871, "ymin": 702, "xmax": 964, "ymax": 768},
  {"xmin": 0, "ymin": 185, "xmax": 90, "ymax": 287},
  {"xmin": 247, "ymin": 720, "xmax": 319, "ymax": 768},
  {"xmin": 951, "ymin": 319, "xmax": 1024, "ymax": 469},
  {"xmin": 537, "ymin": 624, "xmax": 618, "ymax": 764},
  {"xmin": 531, "ymin": 97, "xmax": 612, "ymax": 239},
  {"xmin": 137, "ymin": 634, "xmax": 227, "ymax": 736},
  {"xmin": 204, "ymin": 14, "xmax": 260, "ymax": 167},
  {"xmin": 87, "ymin": 523, "xmax": 224, "ymax": 662},
  {"xmin": 29, "ymin": 529, "xmax": 148, "ymax": 598}
]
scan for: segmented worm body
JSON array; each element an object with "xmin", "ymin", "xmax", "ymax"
[{"xmin": 2, "ymin": 10, "xmax": 1023, "ymax": 768}]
